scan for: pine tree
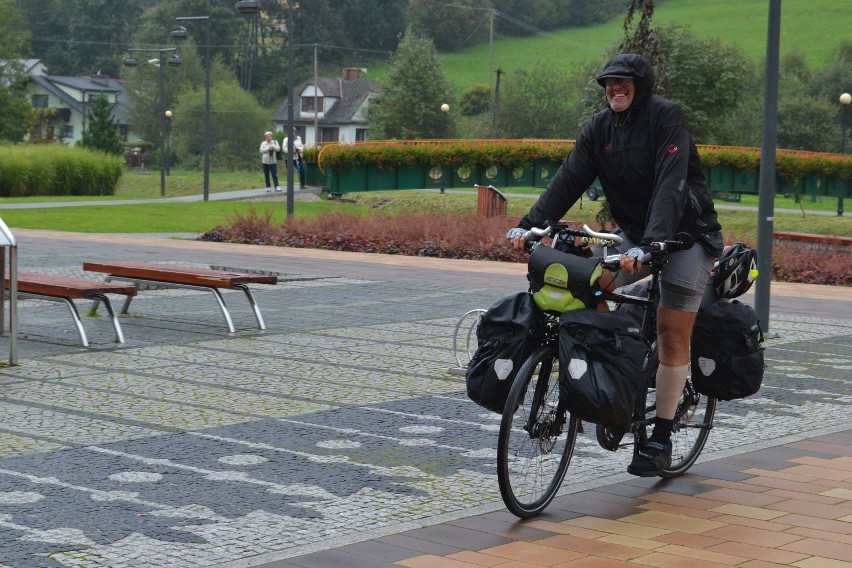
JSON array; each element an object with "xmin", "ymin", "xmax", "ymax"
[
  {"xmin": 368, "ymin": 26, "xmax": 454, "ymax": 140},
  {"xmin": 80, "ymin": 95, "xmax": 124, "ymax": 155}
]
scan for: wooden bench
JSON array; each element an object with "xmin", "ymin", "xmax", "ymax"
[
  {"xmin": 82, "ymin": 261, "xmax": 278, "ymax": 333},
  {"xmin": 6, "ymin": 271, "xmax": 137, "ymax": 347}
]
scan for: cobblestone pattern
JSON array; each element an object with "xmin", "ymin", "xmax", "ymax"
[{"xmin": 0, "ymin": 268, "xmax": 849, "ymax": 567}]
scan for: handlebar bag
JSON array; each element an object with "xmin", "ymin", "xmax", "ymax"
[
  {"xmin": 466, "ymin": 292, "xmax": 545, "ymax": 414},
  {"xmin": 527, "ymin": 245, "xmax": 603, "ymax": 314},
  {"xmin": 691, "ymin": 299, "xmax": 765, "ymax": 400},
  {"xmin": 558, "ymin": 309, "xmax": 646, "ymax": 426}
]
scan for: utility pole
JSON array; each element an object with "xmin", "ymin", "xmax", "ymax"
[{"xmin": 491, "ymin": 67, "xmax": 503, "ymax": 138}]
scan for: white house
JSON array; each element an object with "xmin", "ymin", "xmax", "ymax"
[
  {"xmin": 23, "ymin": 61, "xmax": 134, "ymax": 146},
  {"xmin": 273, "ymin": 68, "xmax": 379, "ymax": 147}
]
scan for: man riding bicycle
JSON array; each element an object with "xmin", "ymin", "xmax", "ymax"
[{"xmin": 507, "ymin": 53, "xmax": 723, "ymax": 477}]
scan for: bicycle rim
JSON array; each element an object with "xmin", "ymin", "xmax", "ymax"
[
  {"xmin": 644, "ymin": 379, "xmax": 716, "ymax": 478},
  {"xmin": 496, "ymin": 345, "xmax": 579, "ymax": 518}
]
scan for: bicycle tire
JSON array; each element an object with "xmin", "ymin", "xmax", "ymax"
[{"xmin": 496, "ymin": 345, "xmax": 580, "ymax": 518}]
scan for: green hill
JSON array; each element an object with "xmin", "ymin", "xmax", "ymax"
[{"xmin": 368, "ymin": 0, "xmax": 851, "ymax": 95}]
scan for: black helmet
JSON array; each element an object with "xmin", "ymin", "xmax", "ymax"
[{"xmin": 713, "ymin": 243, "xmax": 758, "ymax": 299}]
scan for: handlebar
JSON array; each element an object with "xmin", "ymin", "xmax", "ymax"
[
  {"xmin": 522, "ymin": 223, "xmax": 694, "ymax": 270},
  {"xmin": 522, "ymin": 223, "xmax": 623, "ymax": 252}
]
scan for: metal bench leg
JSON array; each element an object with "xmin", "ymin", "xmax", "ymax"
[
  {"xmin": 207, "ymin": 287, "xmax": 236, "ymax": 333},
  {"xmin": 234, "ymin": 284, "xmax": 267, "ymax": 330},
  {"xmin": 59, "ymin": 297, "xmax": 90, "ymax": 347},
  {"xmin": 91, "ymin": 294, "xmax": 126, "ymax": 343}
]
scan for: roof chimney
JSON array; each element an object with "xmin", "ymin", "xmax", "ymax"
[{"xmin": 343, "ymin": 67, "xmax": 361, "ymax": 80}]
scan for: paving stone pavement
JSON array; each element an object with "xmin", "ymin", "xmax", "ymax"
[{"xmin": 0, "ymin": 230, "xmax": 849, "ymax": 568}]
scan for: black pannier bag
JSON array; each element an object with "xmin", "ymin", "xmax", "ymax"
[
  {"xmin": 691, "ymin": 299, "xmax": 765, "ymax": 400},
  {"xmin": 527, "ymin": 245, "xmax": 604, "ymax": 314},
  {"xmin": 466, "ymin": 292, "xmax": 545, "ymax": 414},
  {"xmin": 558, "ymin": 309, "xmax": 647, "ymax": 426}
]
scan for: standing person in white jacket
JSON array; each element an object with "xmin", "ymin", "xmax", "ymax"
[
  {"xmin": 282, "ymin": 128, "xmax": 305, "ymax": 190},
  {"xmin": 259, "ymin": 131, "xmax": 281, "ymax": 193}
]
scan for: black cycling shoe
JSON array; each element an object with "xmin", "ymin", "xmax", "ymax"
[{"xmin": 627, "ymin": 440, "xmax": 672, "ymax": 477}]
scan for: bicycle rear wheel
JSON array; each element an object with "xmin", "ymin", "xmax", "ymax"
[
  {"xmin": 643, "ymin": 377, "xmax": 716, "ymax": 478},
  {"xmin": 497, "ymin": 345, "xmax": 580, "ymax": 518}
]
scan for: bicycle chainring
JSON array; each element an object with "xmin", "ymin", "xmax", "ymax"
[{"xmin": 595, "ymin": 422, "xmax": 629, "ymax": 451}]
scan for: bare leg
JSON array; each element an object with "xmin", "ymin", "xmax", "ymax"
[{"xmin": 655, "ymin": 305, "xmax": 696, "ymax": 418}]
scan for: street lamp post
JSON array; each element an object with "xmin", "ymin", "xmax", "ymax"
[
  {"xmin": 123, "ymin": 48, "xmax": 181, "ymax": 197},
  {"xmin": 165, "ymin": 110, "xmax": 172, "ymax": 175},
  {"xmin": 838, "ymin": 92, "xmax": 851, "ymax": 216},
  {"xmin": 236, "ymin": 0, "xmax": 295, "ymax": 219},
  {"xmin": 441, "ymin": 103, "xmax": 449, "ymax": 138},
  {"xmin": 171, "ymin": 16, "xmax": 211, "ymax": 201},
  {"xmin": 840, "ymin": 93, "xmax": 851, "ymax": 153}
]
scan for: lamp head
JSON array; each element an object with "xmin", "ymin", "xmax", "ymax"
[
  {"xmin": 234, "ymin": 0, "xmax": 259, "ymax": 14},
  {"xmin": 841, "ymin": 93, "xmax": 852, "ymax": 106},
  {"xmin": 170, "ymin": 26, "xmax": 188, "ymax": 40},
  {"xmin": 441, "ymin": 103, "xmax": 450, "ymax": 113}
]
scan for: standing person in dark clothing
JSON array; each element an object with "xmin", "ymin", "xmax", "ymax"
[{"xmin": 507, "ymin": 53, "xmax": 723, "ymax": 477}]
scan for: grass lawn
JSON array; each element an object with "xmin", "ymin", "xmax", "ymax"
[
  {"xmin": 365, "ymin": 0, "xmax": 851, "ymax": 96},
  {"xmin": 2, "ymin": 172, "xmax": 849, "ymax": 244}
]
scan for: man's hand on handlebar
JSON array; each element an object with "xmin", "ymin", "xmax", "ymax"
[
  {"xmin": 621, "ymin": 246, "xmax": 649, "ymax": 275},
  {"xmin": 506, "ymin": 227, "xmax": 528, "ymax": 251}
]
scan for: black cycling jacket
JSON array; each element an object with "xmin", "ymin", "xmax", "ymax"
[{"xmin": 519, "ymin": 54, "xmax": 721, "ymax": 251}]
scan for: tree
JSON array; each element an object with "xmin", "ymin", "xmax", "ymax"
[
  {"xmin": 368, "ymin": 26, "xmax": 454, "ymax": 140},
  {"xmin": 409, "ymin": 0, "xmax": 491, "ymax": 51},
  {"xmin": 171, "ymin": 80, "xmax": 270, "ymax": 171},
  {"xmin": 498, "ymin": 63, "xmax": 583, "ymax": 139},
  {"xmin": 0, "ymin": 0, "xmax": 30, "ymax": 142},
  {"xmin": 459, "ymin": 83, "xmax": 492, "ymax": 116},
  {"xmin": 619, "ymin": 0, "xmax": 670, "ymax": 97},
  {"xmin": 777, "ymin": 97, "xmax": 839, "ymax": 152},
  {"xmin": 26, "ymin": 0, "xmax": 142, "ymax": 76},
  {"xmin": 657, "ymin": 25, "xmax": 755, "ymax": 144},
  {"xmin": 0, "ymin": 88, "xmax": 31, "ymax": 143},
  {"xmin": 79, "ymin": 95, "xmax": 124, "ymax": 155}
]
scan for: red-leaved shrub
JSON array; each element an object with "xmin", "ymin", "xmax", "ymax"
[{"xmin": 199, "ymin": 210, "xmax": 850, "ymax": 286}]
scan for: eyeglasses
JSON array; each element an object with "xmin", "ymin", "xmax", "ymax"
[{"xmin": 604, "ymin": 77, "xmax": 634, "ymax": 87}]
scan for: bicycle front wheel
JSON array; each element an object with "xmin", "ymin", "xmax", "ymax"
[{"xmin": 496, "ymin": 345, "xmax": 580, "ymax": 518}]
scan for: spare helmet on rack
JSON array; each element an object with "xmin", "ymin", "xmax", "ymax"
[{"xmin": 713, "ymin": 242, "xmax": 758, "ymax": 299}]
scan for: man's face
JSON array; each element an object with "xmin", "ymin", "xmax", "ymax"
[{"xmin": 605, "ymin": 77, "xmax": 635, "ymax": 112}]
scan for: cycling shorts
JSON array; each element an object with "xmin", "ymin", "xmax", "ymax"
[{"xmin": 592, "ymin": 231, "xmax": 715, "ymax": 313}]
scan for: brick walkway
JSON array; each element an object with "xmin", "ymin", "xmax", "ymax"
[
  {"xmin": 0, "ymin": 231, "xmax": 849, "ymax": 568},
  {"xmin": 263, "ymin": 431, "xmax": 852, "ymax": 568}
]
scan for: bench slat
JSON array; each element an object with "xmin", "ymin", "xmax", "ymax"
[
  {"xmin": 7, "ymin": 272, "xmax": 138, "ymax": 299},
  {"xmin": 82, "ymin": 261, "xmax": 278, "ymax": 288}
]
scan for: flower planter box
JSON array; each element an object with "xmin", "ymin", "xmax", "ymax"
[
  {"xmin": 327, "ymin": 166, "xmax": 368, "ymax": 194},
  {"xmin": 507, "ymin": 166, "xmax": 535, "ymax": 187},
  {"xmin": 366, "ymin": 165, "xmax": 397, "ymax": 191},
  {"xmin": 480, "ymin": 164, "xmax": 507, "ymax": 187},
  {"xmin": 304, "ymin": 163, "xmax": 326, "ymax": 187},
  {"xmin": 734, "ymin": 168, "xmax": 759, "ymax": 194},
  {"xmin": 397, "ymin": 167, "xmax": 425, "ymax": 189},
  {"xmin": 534, "ymin": 160, "xmax": 560, "ymax": 188},
  {"xmin": 453, "ymin": 164, "xmax": 480, "ymax": 188},
  {"xmin": 803, "ymin": 175, "xmax": 824, "ymax": 196},
  {"xmin": 708, "ymin": 166, "xmax": 736, "ymax": 191},
  {"xmin": 425, "ymin": 166, "xmax": 453, "ymax": 190},
  {"xmin": 827, "ymin": 176, "xmax": 851, "ymax": 198},
  {"xmin": 778, "ymin": 176, "xmax": 805, "ymax": 195}
]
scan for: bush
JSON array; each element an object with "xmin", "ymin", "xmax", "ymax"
[
  {"xmin": 199, "ymin": 209, "xmax": 851, "ymax": 287},
  {"xmin": 0, "ymin": 144, "xmax": 123, "ymax": 197},
  {"xmin": 459, "ymin": 84, "xmax": 492, "ymax": 116}
]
